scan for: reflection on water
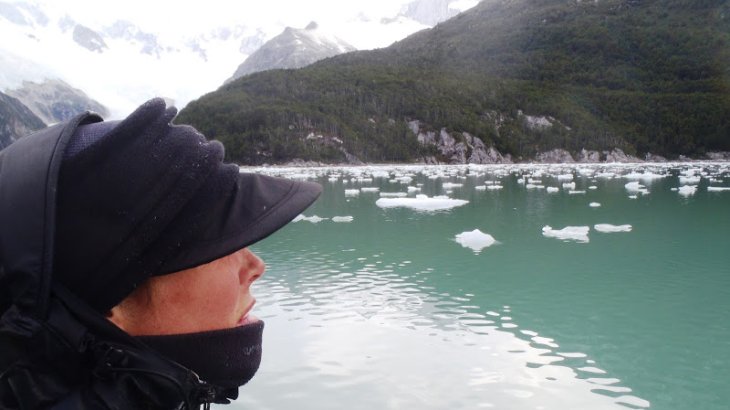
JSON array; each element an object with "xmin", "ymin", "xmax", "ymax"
[{"xmin": 226, "ymin": 163, "xmax": 730, "ymax": 410}]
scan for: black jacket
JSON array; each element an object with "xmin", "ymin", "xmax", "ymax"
[{"xmin": 0, "ymin": 113, "xmax": 233, "ymax": 409}]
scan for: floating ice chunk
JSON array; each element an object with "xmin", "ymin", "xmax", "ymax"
[
  {"xmin": 628, "ymin": 195, "xmax": 638, "ymax": 199},
  {"xmin": 360, "ymin": 187, "xmax": 380, "ymax": 193},
  {"xmin": 708, "ymin": 186, "xmax": 730, "ymax": 192},
  {"xmin": 332, "ymin": 216, "xmax": 354, "ymax": 223},
  {"xmin": 624, "ymin": 172, "xmax": 667, "ymax": 182},
  {"xmin": 380, "ymin": 192, "xmax": 407, "ymax": 198},
  {"xmin": 407, "ymin": 186, "xmax": 421, "ymax": 193},
  {"xmin": 677, "ymin": 185, "xmax": 697, "ymax": 197},
  {"xmin": 542, "ymin": 225, "xmax": 590, "ymax": 243},
  {"xmin": 625, "ymin": 181, "xmax": 649, "ymax": 195},
  {"xmin": 589, "ymin": 202, "xmax": 601, "ymax": 208},
  {"xmin": 345, "ymin": 189, "xmax": 360, "ymax": 197},
  {"xmin": 557, "ymin": 174, "xmax": 574, "ymax": 181},
  {"xmin": 442, "ymin": 182, "xmax": 464, "ymax": 189},
  {"xmin": 295, "ymin": 215, "xmax": 328, "ymax": 223},
  {"xmin": 547, "ymin": 187, "xmax": 560, "ymax": 193},
  {"xmin": 487, "ymin": 185, "xmax": 504, "ymax": 190},
  {"xmin": 679, "ymin": 176, "xmax": 701, "ymax": 185},
  {"xmin": 562, "ymin": 182, "xmax": 576, "ymax": 190},
  {"xmin": 376, "ymin": 195, "xmax": 469, "ymax": 211},
  {"xmin": 528, "ymin": 178, "xmax": 542, "ymax": 184},
  {"xmin": 569, "ymin": 190, "xmax": 586, "ymax": 195},
  {"xmin": 588, "ymin": 186, "xmax": 598, "ymax": 190},
  {"xmin": 454, "ymin": 229, "xmax": 498, "ymax": 253},
  {"xmin": 328, "ymin": 177, "xmax": 339, "ymax": 183},
  {"xmin": 526, "ymin": 184, "xmax": 545, "ymax": 189},
  {"xmin": 475, "ymin": 185, "xmax": 487, "ymax": 191},
  {"xmin": 594, "ymin": 224, "xmax": 632, "ymax": 233}
]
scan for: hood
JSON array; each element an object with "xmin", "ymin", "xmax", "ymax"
[{"xmin": 0, "ymin": 112, "xmax": 232, "ymax": 409}]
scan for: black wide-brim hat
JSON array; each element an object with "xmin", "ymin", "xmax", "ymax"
[{"xmin": 54, "ymin": 98, "xmax": 321, "ymax": 312}]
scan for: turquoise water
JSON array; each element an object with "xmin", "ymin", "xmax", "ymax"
[{"xmin": 227, "ymin": 163, "xmax": 730, "ymax": 410}]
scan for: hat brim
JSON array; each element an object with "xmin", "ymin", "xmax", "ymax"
[{"xmin": 158, "ymin": 172, "xmax": 321, "ymax": 274}]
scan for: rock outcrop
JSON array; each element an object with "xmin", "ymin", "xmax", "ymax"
[
  {"xmin": 411, "ymin": 121, "xmax": 510, "ymax": 164},
  {"xmin": 536, "ymin": 149, "xmax": 574, "ymax": 163},
  {"xmin": 576, "ymin": 149, "xmax": 601, "ymax": 163},
  {"xmin": 603, "ymin": 148, "xmax": 642, "ymax": 163}
]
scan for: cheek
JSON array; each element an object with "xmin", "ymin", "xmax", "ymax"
[
  {"xmin": 188, "ymin": 271, "xmax": 242, "ymax": 327},
  {"xmin": 157, "ymin": 268, "xmax": 243, "ymax": 333}
]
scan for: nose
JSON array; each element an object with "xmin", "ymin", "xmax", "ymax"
[{"xmin": 239, "ymin": 248, "xmax": 265, "ymax": 285}]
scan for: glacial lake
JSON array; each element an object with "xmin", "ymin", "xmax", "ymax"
[{"xmin": 226, "ymin": 162, "xmax": 729, "ymax": 410}]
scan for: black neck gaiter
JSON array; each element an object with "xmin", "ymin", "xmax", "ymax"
[{"xmin": 137, "ymin": 321, "xmax": 264, "ymax": 389}]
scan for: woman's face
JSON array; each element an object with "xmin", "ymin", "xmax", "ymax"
[{"xmin": 109, "ymin": 247, "xmax": 265, "ymax": 335}]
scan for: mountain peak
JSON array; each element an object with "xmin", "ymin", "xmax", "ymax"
[{"xmin": 305, "ymin": 21, "xmax": 319, "ymax": 30}]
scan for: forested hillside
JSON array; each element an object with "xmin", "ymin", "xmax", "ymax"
[{"xmin": 179, "ymin": 0, "xmax": 730, "ymax": 164}]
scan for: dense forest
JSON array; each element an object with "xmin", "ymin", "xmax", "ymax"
[{"xmin": 179, "ymin": 0, "xmax": 730, "ymax": 164}]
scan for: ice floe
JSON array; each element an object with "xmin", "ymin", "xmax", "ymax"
[
  {"xmin": 293, "ymin": 215, "xmax": 328, "ymax": 223},
  {"xmin": 344, "ymin": 189, "xmax": 360, "ymax": 197},
  {"xmin": 677, "ymin": 185, "xmax": 697, "ymax": 197},
  {"xmin": 487, "ymin": 185, "xmax": 504, "ymax": 190},
  {"xmin": 454, "ymin": 229, "xmax": 498, "ymax": 253},
  {"xmin": 625, "ymin": 181, "xmax": 649, "ymax": 195},
  {"xmin": 594, "ymin": 224, "xmax": 632, "ymax": 233},
  {"xmin": 547, "ymin": 187, "xmax": 560, "ymax": 193},
  {"xmin": 542, "ymin": 226, "xmax": 590, "ymax": 243},
  {"xmin": 332, "ymin": 216, "xmax": 354, "ymax": 223},
  {"xmin": 589, "ymin": 202, "xmax": 601, "ymax": 208},
  {"xmin": 360, "ymin": 187, "xmax": 380, "ymax": 193},
  {"xmin": 376, "ymin": 195, "xmax": 468, "ymax": 211},
  {"xmin": 562, "ymin": 182, "xmax": 576, "ymax": 190},
  {"xmin": 568, "ymin": 190, "xmax": 586, "ymax": 195},
  {"xmin": 475, "ymin": 185, "xmax": 487, "ymax": 191},
  {"xmin": 380, "ymin": 192, "xmax": 408, "ymax": 198}
]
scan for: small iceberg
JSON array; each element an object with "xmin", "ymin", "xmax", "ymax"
[
  {"xmin": 589, "ymin": 202, "xmax": 601, "ymax": 208},
  {"xmin": 293, "ymin": 215, "xmax": 328, "ymax": 223},
  {"xmin": 625, "ymin": 181, "xmax": 649, "ymax": 195},
  {"xmin": 708, "ymin": 186, "xmax": 730, "ymax": 192},
  {"xmin": 594, "ymin": 224, "xmax": 632, "ymax": 233},
  {"xmin": 332, "ymin": 216, "xmax": 354, "ymax": 223},
  {"xmin": 360, "ymin": 187, "xmax": 380, "ymax": 193},
  {"xmin": 344, "ymin": 189, "xmax": 360, "ymax": 197},
  {"xmin": 542, "ymin": 226, "xmax": 590, "ymax": 243},
  {"xmin": 677, "ymin": 185, "xmax": 697, "ymax": 197},
  {"xmin": 454, "ymin": 229, "xmax": 498, "ymax": 253},
  {"xmin": 380, "ymin": 192, "xmax": 408, "ymax": 198},
  {"xmin": 547, "ymin": 187, "xmax": 560, "ymax": 193},
  {"xmin": 376, "ymin": 194, "xmax": 468, "ymax": 211}
]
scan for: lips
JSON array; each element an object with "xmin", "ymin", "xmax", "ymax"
[{"xmin": 237, "ymin": 300, "xmax": 257, "ymax": 326}]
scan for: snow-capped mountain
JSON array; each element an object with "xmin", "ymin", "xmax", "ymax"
[
  {"xmin": 399, "ymin": 0, "xmax": 480, "ymax": 26},
  {"xmin": 226, "ymin": 22, "xmax": 356, "ymax": 84},
  {"xmin": 0, "ymin": 90, "xmax": 45, "ymax": 149},
  {"xmin": 0, "ymin": 0, "xmax": 479, "ymax": 119},
  {"xmin": 6, "ymin": 78, "xmax": 108, "ymax": 124}
]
